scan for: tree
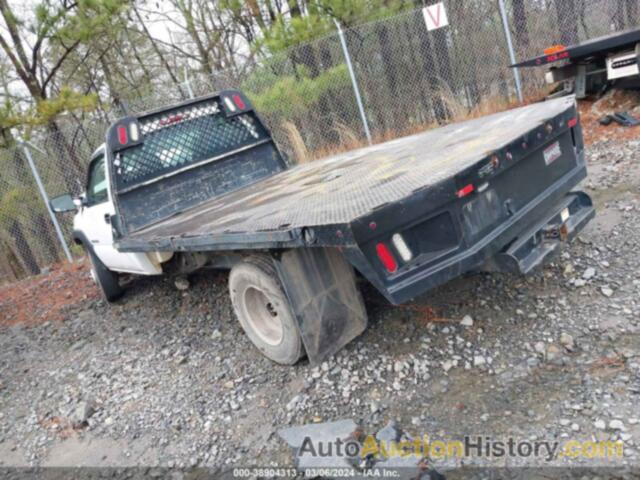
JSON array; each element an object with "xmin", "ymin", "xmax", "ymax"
[{"xmin": 0, "ymin": 0, "xmax": 128, "ymax": 185}]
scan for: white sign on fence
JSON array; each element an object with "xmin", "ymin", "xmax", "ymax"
[{"xmin": 423, "ymin": 2, "xmax": 449, "ymax": 31}]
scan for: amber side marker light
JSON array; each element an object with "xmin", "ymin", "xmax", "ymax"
[{"xmin": 544, "ymin": 44, "xmax": 566, "ymax": 55}]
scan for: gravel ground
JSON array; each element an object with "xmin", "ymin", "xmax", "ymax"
[{"xmin": 0, "ymin": 136, "xmax": 639, "ymax": 475}]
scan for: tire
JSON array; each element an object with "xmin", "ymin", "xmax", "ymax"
[
  {"xmin": 87, "ymin": 248, "xmax": 124, "ymax": 302},
  {"xmin": 229, "ymin": 256, "xmax": 303, "ymax": 365}
]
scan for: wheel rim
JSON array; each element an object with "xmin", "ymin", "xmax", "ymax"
[{"xmin": 243, "ymin": 286, "xmax": 284, "ymax": 346}]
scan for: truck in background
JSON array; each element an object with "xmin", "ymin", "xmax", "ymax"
[{"xmin": 511, "ymin": 27, "xmax": 640, "ymax": 98}]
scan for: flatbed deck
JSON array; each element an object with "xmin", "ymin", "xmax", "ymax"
[
  {"xmin": 117, "ymin": 96, "xmax": 576, "ymax": 253},
  {"xmin": 511, "ymin": 27, "xmax": 640, "ymax": 68}
]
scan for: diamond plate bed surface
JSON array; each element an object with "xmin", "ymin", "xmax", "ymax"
[{"xmin": 125, "ymin": 97, "xmax": 574, "ymax": 242}]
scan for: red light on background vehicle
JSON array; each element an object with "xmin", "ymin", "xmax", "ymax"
[
  {"xmin": 457, "ymin": 183, "xmax": 474, "ymax": 198},
  {"xmin": 118, "ymin": 126, "xmax": 127, "ymax": 145},
  {"xmin": 568, "ymin": 117, "xmax": 578, "ymax": 128},
  {"xmin": 376, "ymin": 242, "xmax": 397, "ymax": 273},
  {"xmin": 232, "ymin": 94, "xmax": 246, "ymax": 110}
]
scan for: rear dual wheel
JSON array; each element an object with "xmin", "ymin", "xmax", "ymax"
[{"xmin": 229, "ymin": 257, "xmax": 303, "ymax": 365}]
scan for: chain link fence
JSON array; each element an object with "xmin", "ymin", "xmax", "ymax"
[{"xmin": 1, "ymin": 0, "xmax": 638, "ymax": 285}]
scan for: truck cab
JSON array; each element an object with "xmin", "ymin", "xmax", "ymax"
[{"xmin": 71, "ymin": 146, "xmax": 172, "ymax": 277}]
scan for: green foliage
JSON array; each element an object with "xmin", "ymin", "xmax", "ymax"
[
  {"xmin": 0, "ymin": 100, "xmax": 22, "ymax": 135},
  {"xmin": 258, "ymin": 14, "xmax": 333, "ymax": 52},
  {"xmin": 255, "ymin": 0, "xmax": 409, "ymax": 54},
  {"xmin": 35, "ymin": 0, "xmax": 129, "ymax": 45},
  {"xmin": 0, "ymin": 87, "xmax": 98, "ymax": 134},
  {"xmin": 32, "ymin": 88, "xmax": 98, "ymax": 126},
  {"xmin": 246, "ymin": 64, "xmax": 350, "ymax": 117}
]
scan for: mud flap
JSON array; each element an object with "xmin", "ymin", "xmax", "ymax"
[{"xmin": 274, "ymin": 248, "xmax": 368, "ymax": 364}]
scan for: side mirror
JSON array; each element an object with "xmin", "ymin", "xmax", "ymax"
[{"xmin": 50, "ymin": 193, "xmax": 77, "ymax": 213}]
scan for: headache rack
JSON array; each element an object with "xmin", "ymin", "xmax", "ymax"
[{"xmin": 105, "ymin": 90, "xmax": 287, "ymax": 235}]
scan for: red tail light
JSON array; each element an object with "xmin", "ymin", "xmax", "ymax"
[
  {"xmin": 376, "ymin": 243, "xmax": 398, "ymax": 273},
  {"xmin": 118, "ymin": 126, "xmax": 127, "ymax": 145},
  {"xmin": 457, "ymin": 183, "xmax": 474, "ymax": 198},
  {"xmin": 232, "ymin": 94, "xmax": 246, "ymax": 110},
  {"xmin": 568, "ymin": 117, "xmax": 578, "ymax": 128}
]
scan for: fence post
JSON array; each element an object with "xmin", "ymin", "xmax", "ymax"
[
  {"xmin": 334, "ymin": 19, "xmax": 373, "ymax": 145},
  {"xmin": 498, "ymin": 0, "xmax": 524, "ymax": 103},
  {"xmin": 22, "ymin": 144, "xmax": 73, "ymax": 262}
]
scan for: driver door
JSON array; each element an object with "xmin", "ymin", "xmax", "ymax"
[{"xmin": 75, "ymin": 151, "xmax": 153, "ymax": 273}]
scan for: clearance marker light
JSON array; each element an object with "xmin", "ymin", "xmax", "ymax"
[
  {"xmin": 376, "ymin": 243, "xmax": 398, "ymax": 273},
  {"xmin": 568, "ymin": 117, "xmax": 578, "ymax": 128},
  {"xmin": 223, "ymin": 96, "xmax": 237, "ymax": 112},
  {"xmin": 543, "ymin": 44, "xmax": 566, "ymax": 55},
  {"xmin": 232, "ymin": 94, "xmax": 246, "ymax": 110},
  {"xmin": 392, "ymin": 233, "xmax": 413, "ymax": 262},
  {"xmin": 129, "ymin": 122, "xmax": 140, "ymax": 142},
  {"xmin": 117, "ymin": 126, "xmax": 127, "ymax": 145},
  {"xmin": 457, "ymin": 183, "xmax": 474, "ymax": 198}
]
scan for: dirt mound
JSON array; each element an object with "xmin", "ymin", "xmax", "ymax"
[
  {"xmin": 588, "ymin": 88, "xmax": 640, "ymax": 118},
  {"xmin": 0, "ymin": 260, "xmax": 99, "ymax": 328}
]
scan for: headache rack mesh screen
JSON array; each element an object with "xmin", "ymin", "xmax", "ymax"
[{"xmin": 114, "ymin": 98, "xmax": 268, "ymax": 188}]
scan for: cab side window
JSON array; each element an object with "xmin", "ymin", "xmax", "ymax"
[{"xmin": 86, "ymin": 154, "xmax": 108, "ymax": 206}]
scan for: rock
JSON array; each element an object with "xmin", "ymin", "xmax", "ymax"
[
  {"xmin": 376, "ymin": 420, "xmax": 401, "ymax": 443},
  {"xmin": 211, "ymin": 329, "xmax": 222, "ymax": 340},
  {"xmin": 574, "ymin": 278, "xmax": 587, "ymax": 288},
  {"xmin": 460, "ymin": 315, "xmax": 474, "ymax": 327},
  {"xmin": 286, "ymin": 395, "xmax": 301, "ymax": 412},
  {"xmin": 559, "ymin": 419, "xmax": 571, "ymax": 426},
  {"xmin": 442, "ymin": 360, "xmax": 453, "ymax": 372},
  {"xmin": 594, "ymin": 419, "xmax": 606, "ymax": 430},
  {"xmin": 609, "ymin": 419, "xmax": 625, "ymax": 431},
  {"xmin": 601, "ymin": 286, "xmax": 614, "ymax": 297},
  {"xmin": 534, "ymin": 342, "xmax": 546, "ymax": 354},
  {"xmin": 545, "ymin": 344, "xmax": 562, "ymax": 362},
  {"xmin": 71, "ymin": 400, "xmax": 95, "ymax": 428},
  {"xmin": 582, "ymin": 267, "xmax": 596, "ymax": 280},
  {"xmin": 571, "ymin": 423, "xmax": 580, "ymax": 432},
  {"xmin": 174, "ymin": 277, "xmax": 190, "ymax": 291},
  {"xmin": 559, "ymin": 333, "xmax": 575, "ymax": 351},
  {"xmin": 473, "ymin": 355, "xmax": 486, "ymax": 367},
  {"xmin": 278, "ymin": 419, "xmax": 359, "ymax": 469}
]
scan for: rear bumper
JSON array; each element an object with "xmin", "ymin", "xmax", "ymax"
[
  {"xmin": 485, "ymin": 191, "xmax": 594, "ymax": 274},
  {"xmin": 375, "ymin": 183, "xmax": 594, "ymax": 305}
]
